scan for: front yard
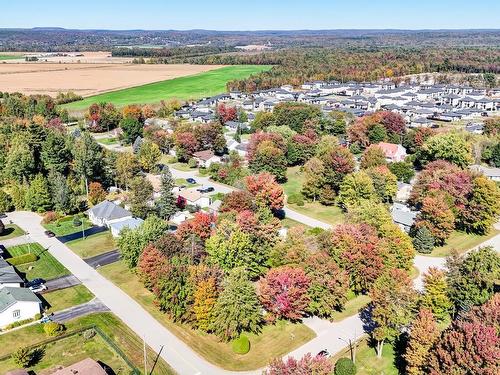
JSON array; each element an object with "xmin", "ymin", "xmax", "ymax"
[
  {"xmin": 0, "ymin": 224, "xmax": 25, "ymax": 240},
  {"xmin": 7, "ymin": 243, "xmax": 70, "ymax": 280},
  {"xmin": 42, "ymin": 285, "xmax": 95, "ymax": 312},
  {"xmin": 431, "ymin": 229, "xmax": 499, "ymax": 257},
  {"xmin": 98, "ymin": 260, "xmax": 316, "ymax": 371},
  {"xmin": 66, "ymin": 231, "xmax": 116, "ymax": 259},
  {"xmin": 42, "ymin": 215, "xmax": 93, "ymax": 237}
]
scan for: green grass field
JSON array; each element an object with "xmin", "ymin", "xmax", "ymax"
[
  {"xmin": 0, "ymin": 224, "xmax": 25, "ymax": 240},
  {"xmin": 8, "ymin": 243, "xmax": 70, "ymax": 280},
  {"xmin": 0, "ymin": 54, "xmax": 22, "ymax": 60},
  {"xmin": 43, "ymin": 215, "xmax": 93, "ymax": 236},
  {"xmin": 66, "ymin": 231, "xmax": 116, "ymax": 259},
  {"xmin": 43, "ymin": 285, "xmax": 95, "ymax": 312},
  {"xmin": 431, "ymin": 229, "xmax": 499, "ymax": 257},
  {"xmin": 63, "ymin": 65, "xmax": 272, "ymax": 110}
]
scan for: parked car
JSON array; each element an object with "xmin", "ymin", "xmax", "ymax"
[
  {"xmin": 29, "ymin": 284, "xmax": 48, "ymax": 293},
  {"xmin": 186, "ymin": 178, "xmax": 197, "ymax": 184},
  {"xmin": 197, "ymin": 186, "xmax": 215, "ymax": 193},
  {"xmin": 317, "ymin": 349, "xmax": 330, "ymax": 357},
  {"xmin": 25, "ymin": 278, "xmax": 46, "ymax": 288},
  {"xmin": 44, "ymin": 230, "xmax": 55, "ymax": 238},
  {"xmin": 40, "ymin": 315, "xmax": 52, "ymax": 323}
]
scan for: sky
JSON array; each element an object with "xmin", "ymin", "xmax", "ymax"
[{"xmin": 1, "ymin": 0, "xmax": 500, "ymax": 30}]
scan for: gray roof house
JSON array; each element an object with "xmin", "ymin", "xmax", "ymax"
[
  {"xmin": 0, "ymin": 286, "xmax": 41, "ymax": 328},
  {"xmin": 0, "ymin": 258, "xmax": 23, "ymax": 287},
  {"xmin": 87, "ymin": 200, "xmax": 132, "ymax": 227},
  {"xmin": 391, "ymin": 203, "xmax": 418, "ymax": 232}
]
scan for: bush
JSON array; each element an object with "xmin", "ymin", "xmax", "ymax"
[
  {"xmin": 42, "ymin": 211, "xmax": 59, "ymax": 224},
  {"xmin": 287, "ymin": 193, "xmax": 305, "ymax": 206},
  {"xmin": 5, "ymin": 318, "xmax": 34, "ymax": 329},
  {"xmin": 188, "ymin": 158, "xmax": 198, "ymax": 168},
  {"xmin": 83, "ymin": 328, "xmax": 96, "ymax": 340},
  {"xmin": 165, "ymin": 156, "xmax": 178, "ymax": 164},
  {"xmin": 231, "ymin": 335, "xmax": 250, "ymax": 354},
  {"xmin": 0, "ymin": 190, "xmax": 13, "ymax": 212},
  {"xmin": 7, "ymin": 253, "xmax": 38, "ymax": 266},
  {"xmin": 12, "ymin": 346, "xmax": 34, "ymax": 368},
  {"xmin": 43, "ymin": 322, "xmax": 65, "ymax": 337},
  {"xmin": 334, "ymin": 357, "xmax": 357, "ymax": 375},
  {"xmin": 72, "ymin": 215, "xmax": 82, "ymax": 227}
]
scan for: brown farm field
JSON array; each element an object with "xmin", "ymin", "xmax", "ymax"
[{"xmin": 0, "ymin": 62, "xmax": 225, "ymax": 96}]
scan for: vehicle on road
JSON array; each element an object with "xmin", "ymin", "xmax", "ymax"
[
  {"xmin": 197, "ymin": 186, "xmax": 215, "ymax": 193},
  {"xmin": 25, "ymin": 278, "xmax": 46, "ymax": 288},
  {"xmin": 317, "ymin": 349, "xmax": 330, "ymax": 357},
  {"xmin": 186, "ymin": 178, "xmax": 196, "ymax": 184},
  {"xmin": 40, "ymin": 315, "xmax": 52, "ymax": 323},
  {"xmin": 44, "ymin": 230, "xmax": 56, "ymax": 238},
  {"xmin": 29, "ymin": 284, "xmax": 48, "ymax": 293}
]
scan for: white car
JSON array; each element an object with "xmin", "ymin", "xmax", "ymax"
[{"xmin": 29, "ymin": 284, "xmax": 48, "ymax": 293}]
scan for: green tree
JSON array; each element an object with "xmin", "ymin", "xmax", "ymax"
[
  {"xmin": 347, "ymin": 201, "xmax": 393, "ymax": 232},
  {"xmin": 338, "ymin": 171, "xmax": 377, "ymax": 209},
  {"xmin": 129, "ymin": 176, "xmax": 153, "ymax": 218},
  {"xmin": 302, "ymin": 157, "xmax": 326, "ymax": 202},
  {"xmin": 49, "ymin": 171, "xmax": 74, "ymax": 213},
  {"xmin": 420, "ymin": 133, "xmax": 473, "ymax": 168},
  {"xmin": 367, "ymin": 124, "xmax": 387, "ymax": 144},
  {"xmin": 138, "ymin": 140, "xmax": 162, "ymax": 172},
  {"xmin": 249, "ymin": 140, "xmax": 287, "ymax": 182},
  {"xmin": 41, "ymin": 131, "xmax": 71, "ymax": 174},
  {"xmin": 210, "ymin": 268, "xmax": 262, "ymax": 341},
  {"xmin": 115, "ymin": 152, "xmax": 141, "ymax": 190},
  {"xmin": 366, "ymin": 166, "xmax": 397, "ymax": 203},
  {"xmin": 420, "ymin": 267, "xmax": 453, "ymax": 321},
  {"xmin": 0, "ymin": 190, "xmax": 14, "ymax": 212},
  {"xmin": 155, "ymin": 167, "xmax": 177, "ymax": 219},
  {"xmin": 412, "ymin": 226, "xmax": 435, "ymax": 254},
  {"xmin": 6, "ymin": 135, "xmax": 35, "ymax": 182},
  {"xmin": 72, "ymin": 132, "xmax": 104, "ymax": 195},
  {"xmin": 25, "ymin": 174, "xmax": 52, "ymax": 212},
  {"xmin": 389, "ymin": 161, "xmax": 415, "ymax": 183},
  {"xmin": 120, "ymin": 117, "xmax": 143, "ymax": 144},
  {"xmin": 12, "ymin": 346, "xmax": 35, "ymax": 368}
]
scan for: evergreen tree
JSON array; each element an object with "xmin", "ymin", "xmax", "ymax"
[
  {"xmin": 72, "ymin": 132, "xmax": 104, "ymax": 195},
  {"xmin": 49, "ymin": 171, "xmax": 73, "ymax": 213},
  {"xmin": 210, "ymin": 268, "xmax": 262, "ymax": 341},
  {"xmin": 41, "ymin": 131, "xmax": 71, "ymax": 174},
  {"xmin": 25, "ymin": 174, "xmax": 52, "ymax": 212},
  {"xmin": 0, "ymin": 190, "xmax": 14, "ymax": 213},
  {"xmin": 412, "ymin": 226, "xmax": 435, "ymax": 254},
  {"xmin": 155, "ymin": 167, "xmax": 177, "ymax": 220}
]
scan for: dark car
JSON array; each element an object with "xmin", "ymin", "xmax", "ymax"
[
  {"xmin": 317, "ymin": 349, "xmax": 330, "ymax": 357},
  {"xmin": 25, "ymin": 278, "xmax": 46, "ymax": 288},
  {"xmin": 197, "ymin": 186, "xmax": 215, "ymax": 193},
  {"xmin": 186, "ymin": 178, "xmax": 197, "ymax": 184},
  {"xmin": 44, "ymin": 230, "xmax": 56, "ymax": 238}
]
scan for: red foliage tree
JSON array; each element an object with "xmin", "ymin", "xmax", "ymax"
[
  {"xmin": 415, "ymin": 194, "xmax": 455, "ymax": 245},
  {"xmin": 236, "ymin": 210, "xmax": 259, "ymax": 235},
  {"xmin": 379, "ymin": 111, "xmax": 406, "ymax": 135},
  {"xmin": 258, "ymin": 266, "xmax": 311, "ymax": 321},
  {"xmin": 244, "ymin": 173, "xmax": 285, "ymax": 211},
  {"xmin": 217, "ymin": 103, "xmax": 237, "ymax": 124},
  {"xmin": 175, "ymin": 132, "xmax": 199, "ymax": 155},
  {"xmin": 220, "ymin": 191, "xmax": 255, "ymax": 213},
  {"xmin": 266, "ymin": 353, "xmax": 333, "ymax": 375},
  {"xmin": 88, "ymin": 181, "xmax": 106, "ymax": 205},
  {"xmin": 138, "ymin": 244, "xmax": 168, "ymax": 290}
]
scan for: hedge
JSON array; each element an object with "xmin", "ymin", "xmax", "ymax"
[
  {"xmin": 231, "ymin": 335, "xmax": 250, "ymax": 355},
  {"xmin": 334, "ymin": 357, "xmax": 357, "ymax": 375},
  {"xmin": 7, "ymin": 253, "xmax": 38, "ymax": 266}
]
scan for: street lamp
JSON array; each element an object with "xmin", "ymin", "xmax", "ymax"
[{"xmin": 338, "ymin": 337, "xmax": 356, "ymax": 364}]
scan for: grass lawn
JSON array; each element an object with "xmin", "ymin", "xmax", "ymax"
[
  {"xmin": 66, "ymin": 231, "xmax": 116, "ymax": 259},
  {"xmin": 283, "ymin": 166, "xmax": 345, "ymax": 226},
  {"xmin": 0, "ymin": 224, "xmax": 25, "ymax": 240},
  {"xmin": 43, "ymin": 215, "xmax": 93, "ymax": 236},
  {"xmin": 0, "ymin": 313, "xmax": 174, "ymax": 375},
  {"xmin": 42, "ymin": 285, "xmax": 95, "ymax": 312},
  {"xmin": 170, "ymin": 162, "xmax": 195, "ymax": 172},
  {"xmin": 98, "ymin": 137, "xmax": 119, "ymax": 145},
  {"xmin": 331, "ymin": 339, "xmax": 399, "ymax": 375},
  {"xmin": 431, "ymin": 229, "xmax": 499, "ymax": 257},
  {"xmin": 175, "ymin": 178, "xmax": 201, "ymax": 187},
  {"xmin": 281, "ymin": 217, "xmax": 311, "ymax": 229},
  {"xmin": 331, "ymin": 293, "xmax": 371, "ymax": 322},
  {"xmin": 0, "ymin": 54, "xmax": 22, "ymax": 60},
  {"xmin": 99, "ymin": 260, "xmax": 316, "ymax": 371},
  {"xmin": 63, "ymin": 65, "xmax": 272, "ymax": 110},
  {"xmin": 7, "ymin": 243, "xmax": 70, "ymax": 281}
]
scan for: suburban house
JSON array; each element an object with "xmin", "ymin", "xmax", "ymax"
[
  {"xmin": 109, "ymin": 217, "xmax": 144, "ymax": 238},
  {"xmin": 208, "ymin": 199, "xmax": 222, "ymax": 214},
  {"xmin": 0, "ymin": 286, "xmax": 41, "ymax": 328},
  {"xmin": 171, "ymin": 211, "xmax": 194, "ymax": 226},
  {"xmin": 377, "ymin": 142, "xmax": 408, "ymax": 163},
  {"xmin": 192, "ymin": 150, "xmax": 221, "ymax": 168},
  {"xmin": 0, "ymin": 258, "xmax": 24, "ymax": 288},
  {"xmin": 391, "ymin": 203, "xmax": 418, "ymax": 233},
  {"xmin": 470, "ymin": 165, "xmax": 500, "ymax": 182},
  {"xmin": 52, "ymin": 358, "xmax": 108, "ymax": 375},
  {"xmin": 177, "ymin": 189, "xmax": 211, "ymax": 208},
  {"xmin": 87, "ymin": 200, "xmax": 133, "ymax": 227}
]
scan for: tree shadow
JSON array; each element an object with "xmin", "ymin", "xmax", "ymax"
[
  {"xmin": 393, "ymin": 332, "xmax": 409, "ymax": 374},
  {"xmin": 97, "ymin": 360, "xmax": 116, "ymax": 375},
  {"xmin": 29, "ymin": 347, "xmax": 45, "ymax": 367},
  {"xmin": 359, "ymin": 303, "xmax": 376, "ymax": 334},
  {"xmin": 0, "ymin": 227, "xmax": 15, "ymax": 237}
]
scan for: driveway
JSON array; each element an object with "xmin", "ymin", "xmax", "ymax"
[
  {"xmin": 51, "ymin": 298, "xmax": 110, "ymax": 323},
  {"xmin": 0, "ymin": 235, "xmax": 30, "ymax": 248},
  {"xmin": 84, "ymin": 249, "xmax": 120, "ymax": 269},
  {"xmin": 42, "ymin": 275, "xmax": 81, "ymax": 294},
  {"xmin": 57, "ymin": 225, "xmax": 107, "ymax": 243}
]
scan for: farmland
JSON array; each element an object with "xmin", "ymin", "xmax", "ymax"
[{"xmin": 63, "ymin": 65, "xmax": 272, "ymax": 110}]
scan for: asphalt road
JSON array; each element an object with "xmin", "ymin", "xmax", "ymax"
[
  {"xmin": 51, "ymin": 298, "xmax": 110, "ymax": 323},
  {"xmin": 84, "ymin": 249, "xmax": 120, "ymax": 269}
]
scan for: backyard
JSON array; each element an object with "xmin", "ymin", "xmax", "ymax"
[
  {"xmin": 66, "ymin": 231, "xmax": 116, "ymax": 259},
  {"xmin": 98, "ymin": 260, "xmax": 316, "ymax": 371},
  {"xmin": 7, "ymin": 243, "xmax": 70, "ymax": 281}
]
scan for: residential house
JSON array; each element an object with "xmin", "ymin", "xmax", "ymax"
[
  {"xmin": 177, "ymin": 189, "xmax": 211, "ymax": 208},
  {"xmin": 87, "ymin": 200, "xmax": 133, "ymax": 227},
  {"xmin": 109, "ymin": 218, "xmax": 144, "ymax": 238},
  {"xmin": 171, "ymin": 211, "xmax": 194, "ymax": 226},
  {"xmin": 470, "ymin": 165, "xmax": 500, "ymax": 182},
  {"xmin": 0, "ymin": 287, "xmax": 41, "ymax": 328},
  {"xmin": 52, "ymin": 358, "xmax": 108, "ymax": 375},
  {"xmin": 376, "ymin": 142, "xmax": 407, "ymax": 163},
  {"xmin": 0, "ymin": 258, "xmax": 23, "ymax": 288},
  {"xmin": 192, "ymin": 150, "xmax": 221, "ymax": 168},
  {"xmin": 391, "ymin": 203, "xmax": 418, "ymax": 233}
]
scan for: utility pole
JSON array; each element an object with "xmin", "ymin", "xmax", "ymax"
[{"xmin": 143, "ymin": 336, "xmax": 147, "ymax": 375}]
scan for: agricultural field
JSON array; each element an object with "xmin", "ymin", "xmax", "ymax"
[
  {"xmin": 63, "ymin": 65, "xmax": 272, "ymax": 110},
  {"xmin": 0, "ymin": 62, "xmax": 225, "ymax": 97}
]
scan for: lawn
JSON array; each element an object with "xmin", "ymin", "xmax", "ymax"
[
  {"xmin": 0, "ymin": 327, "xmax": 132, "ymax": 374},
  {"xmin": 331, "ymin": 293, "xmax": 371, "ymax": 322},
  {"xmin": 0, "ymin": 313, "xmax": 175, "ymax": 375},
  {"xmin": 175, "ymin": 178, "xmax": 201, "ymax": 187},
  {"xmin": 281, "ymin": 217, "xmax": 311, "ymax": 229},
  {"xmin": 63, "ymin": 65, "xmax": 272, "ymax": 110},
  {"xmin": 431, "ymin": 229, "xmax": 499, "ymax": 257},
  {"xmin": 7, "ymin": 243, "xmax": 70, "ymax": 281},
  {"xmin": 99, "ymin": 260, "xmax": 316, "ymax": 371},
  {"xmin": 0, "ymin": 224, "xmax": 25, "ymax": 240},
  {"xmin": 42, "ymin": 285, "xmax": 95, "ymax": 312},
  {"xmin": 43, "ymin": 215, "xmax": 93, "ymax": 236},
  {"xmin": 66, "ymin": 231, "xmax": 116, "ymax": 258},
  {"xmin": 283, "ymin": 166, "xmax": 345, "ymax": 226},
  {"xmin": 98, "ymin": 137, "xmax": 119, "ymax": 145},
  {"xmin": 0, "ymin": 54, "xmax": 22, "ymax": 60}
]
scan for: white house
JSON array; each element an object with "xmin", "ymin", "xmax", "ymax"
[
  {"xmin": 192, "ymin": 150, "xmax": 221, "ymax": 168},
  {"xmin": 376, "ymin": 142, "xmax": 407, "ymax": 163},
  {"xmin": 177, "ymin": 189, "xmax": 211, "ymax": 208},
  {"xmin": 171, "ymin": 211, "xmax": 194, "ymax": 226},
  {"xmin": 87, "ymin": 200, "xmax": 133, "ymax": 227},
  {"xmin": 0, "ymin": 287, "xmax": 41, "ymax": 328},
  {"xmin": 109, "ymin": 218, "xmax": 144, "ymax": 238}
]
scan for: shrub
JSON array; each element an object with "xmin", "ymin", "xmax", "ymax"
[
  {"xmin": 5, "ymin": 318, "xmax": 34, "ymax": 329},
  {"xmin": 42, "ymin": 211, "xmax": 59, "ymax": 224},
  {"xmin": 334, "ymin": 357, "xmax": 357, "ymax": 375},
  {"xmin": 188, "ymin": 158, "xmax": 198, "ymax": 168},
  {"xmin": 72, "ymin": 215, "xmax": 82, "ymax": 227},
  {"xmin": 83, "ymin": 328, "xmax": 96, "ymax": 340},
  {"xmin": 165, "ymin": 156, "xmax": 178, "ymax": 164},
  {"xmin": 231, "ymin": 335, "xmax": 250, "ymax": 355},
  {"xmin": 12, "ymin": 346, "xmax": 34, "ymax": 368},
  {"xmin": 34, "ymin": 313, "xmax": 42, "ymax": 320},
  {"xmin": 7, "ymin": 253, "xmax": 38, "ymax": 266},
  {"xmin": 43, "ymin": 322, "xmax": 65, "ymax": 337},
  {"xmin": 287, "ymin": 193, "xmax": 304, "ymax": 206}
]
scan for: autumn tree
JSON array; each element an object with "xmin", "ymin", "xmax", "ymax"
[
  {"xmin": 414, "ymin": 195, "xmax": 455, "ymax": 245},
  {"xmin": 404, "ymin": 308, "xmax": 440, "ymax": 375},
  {"xmin": 193, "ymin": 277, "xmax": 218, "ymax": 331},
  {"xmin": 420, "ymin": 267, "xmax": 453, "ymax": 321},
  {"xmin": 138, "ymin": 140, "xmax": 161, "ymax": 172},
  {"xmin": 216, "ymin": 103, "xmax": 237, "ymax": 124},
  {"xmin": 115, "ymin": 152, "xmax": 141, "ymax": 190},
  {"xmin": 249, "ymin": 140, "xmax": 288, "ymax": 182},
  {"xmin": 137, "ymin": 244, "xmax": 167, "ymax": 290},
  {"xmin": 88, "ymin": 181, "xmax": 106, "ymax": 205},
  {"xmin": 244, "ymin": 173, "xmax": 284, "ymax": 211},
  {"xmin": 220, "ymin": 191, "xmax": 255, "ymax": 213},
  {"xmin": 360, "ymin": 145, "xmax": 387, "ymax": 169},
  {"xmin": 370, "ymin": 268, "xmax": 417, "ymax": 357},
  {"xmin": 338, "ymin": 171, "xmax": 377, "ymax": 209},
  {"xmin": 210, "ymin": 268, "xmax": 262, "ymax": 341},
  {"xmin": 258, "ymin": 266, "xmax": 310, "ymax": 321},
  {"xmin": 302, "ymin": 157, "xmax": 326, "ymax": 202},
  {"xmin": 266, "ymin": 353, "xmax": 333, "ymax": 375}
]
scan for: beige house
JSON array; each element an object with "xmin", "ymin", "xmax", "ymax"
[
  {"xmin": 192, "ymin": 150, "xmax": 221, "ymax": 168},
  {"xmin": 177, "ymin": 189, "xmax": 211, "ymax": 208}
]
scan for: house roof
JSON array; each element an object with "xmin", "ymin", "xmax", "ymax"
[
  {"xmin": 178, "ymin": 189, "xmax": 203, "ymax": 203},
  {"xmin": 193, "ymin": 150, "xmax": 215, "ymax": 161},
  {"xmin": 391, "ymin": 205, "xmax": 418, "ymax": 227},
  {"xmin": 87, "ymin": 200, "xmax": 131, "ymax": 221},
  {"xmin": 377, "ymin": 142, "xmax": 405, "ymax": 158},
  {"xmin": 0, "ymin": 265, "xmax": 24, "ymax": 285},
  {"xmin": 0, "ymin": 287, "xmax": 40, "ymax": 313},
  {"xmin": 52, "ymin": 358, "xmax": 107, "ymax": 375},
  {"xmin": 109, "ymin": 218, "xmax": 144, "ymax": 233},
  {"xmin": 470, "ymin": 165, "xmax": 500, "ymax": 178}
]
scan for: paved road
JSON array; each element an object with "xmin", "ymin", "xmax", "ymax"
[
  {"xmin": 43, "ymin": 275, "xmax": 81, "ymax": 293},
  {"xmin": 84, "ymin": 249, "xmax": 121, "ymax": 269},
  {"xmin": 51, "ymin": 298, "xmax": 110, "ymax": 323}
]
